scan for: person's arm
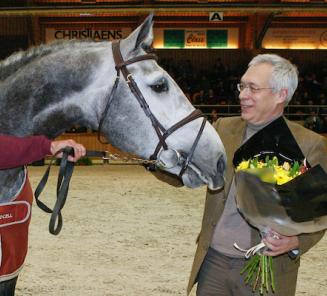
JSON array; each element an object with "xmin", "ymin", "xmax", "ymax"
[
  {"xmin": 0, "ymin": 134, "xmax": 86, "ymax": 169},
  {"xmin": 0, "ymin": 134, "xmax": 51, "ymax": 169}
]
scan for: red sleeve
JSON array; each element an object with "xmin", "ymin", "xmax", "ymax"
[{"xmin": 0, "ymin": 134, "xmax": 52, "ymax": 169}]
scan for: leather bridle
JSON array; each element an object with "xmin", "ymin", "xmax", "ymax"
[
  {"xmin": 35, "ymin": 41, "xmax": 208, "ymax": 235},
  {"xmin": 98, "ymin": 41, "xmax": 207, "ymax": 177}
]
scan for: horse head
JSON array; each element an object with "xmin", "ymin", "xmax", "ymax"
[{"xmin": 100, "ymin": 14, "xmax": 226, "ymax": 190}]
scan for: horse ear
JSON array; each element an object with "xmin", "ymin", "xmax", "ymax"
[{"xmin": 121, "ymin": 14, "xmax": 154, "ymax": 55}]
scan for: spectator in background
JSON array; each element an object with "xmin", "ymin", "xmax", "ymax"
[
  {"xmin": 300, "ymin": 91, "xmax": 310, "ymax": 104},
  {"xmin": 318, "ymin": 94, "xmax": 327, "ymax": 124},
  {"xmin": 210, "ymin": 109, "xmax": 219, "ymax": 126},
  {"xmin": 304, "ymin": 111, "xmax": 323, "ymax": 133},
  {"xmin": 214, "ymin": 80, "xmax": 227, "ymax": 99},
  {"xmin": 207, "ymin": 89, "xmax": 218, "ymax": 105},
  {"xmin": 212, "ymin": 58, "xmax": 226, "ymax": 80},
  {"xmin": 192, "ymin": 89, "xmax": 207, "ymax": 105},
  {"xmin": 305, "ymin": 99, "xmax": 317, "ymax": 115},
  {"xmin": 198, "ymin": 73, "xmax": 211, "ymax": 92},
  {"xmin": 321, "ymin": 116, "xmax": 327, "ymax": 133},
  {"xmin": 304, "ymin": 72, "xmax": 321, "ymax": 102}
]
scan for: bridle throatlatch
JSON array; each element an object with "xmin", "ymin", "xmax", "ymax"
[{"xmin": 98, "ymin": 40, "xmax": 207, "ymax": 178}]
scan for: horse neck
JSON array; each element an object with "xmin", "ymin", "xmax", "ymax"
[
  {"xmin": 0, "ymin": 42, "xmax": 113, "ymax": 138},
  {"xmin": 0, "ymin": 42, "xmax": 116, "ymax": 202}
]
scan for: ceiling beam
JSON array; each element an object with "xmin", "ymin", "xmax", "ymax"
[{"xmin": 0, "ymin": 3, "xmax": 326, "ymax": 16}]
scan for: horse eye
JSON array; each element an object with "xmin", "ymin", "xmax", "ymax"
[{"xmin": 150, "ymin": 78, "xmax": 168, "ymax": 93}]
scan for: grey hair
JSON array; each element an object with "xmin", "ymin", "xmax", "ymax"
[{"xmin": 249, "ymin": 54, "xmax": 298, "ymax": 105}]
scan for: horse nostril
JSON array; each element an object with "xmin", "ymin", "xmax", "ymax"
[{"xmin": 208, "ymin": 154, "xmax": 226, "ymax": 190}]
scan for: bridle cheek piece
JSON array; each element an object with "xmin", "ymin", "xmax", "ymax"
[{"xmin": 98, "ymin": 41, "xmax": 207, "ymax": 178}]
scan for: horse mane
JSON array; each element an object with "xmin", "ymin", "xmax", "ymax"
[{"xmin": 0, "ymin": 40, "xmax": 98, "ymax": 81}]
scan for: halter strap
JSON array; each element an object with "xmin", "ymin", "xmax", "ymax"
[
  {"xmin": 151, "ymin": 109, "xmax": 204, "ymax": 160},
  {"xmin": 97, "ymin": 42, "xmax": 159, "ymax": 144},
  {"xmin": 101, "ymin": 41, "xmax": 208, "ymax": 175},
  {"xmin": 115, "ymin": 53, "xmax": 158, "ymax": 70},
  {"xmin": 112, "ymin": 41, "xmax": 168, "ymax": 150}
]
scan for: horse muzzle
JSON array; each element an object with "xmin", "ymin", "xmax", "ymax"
[
  {"xmin": 182, "ymin": 152, "xmax": 226, "ymax": 190},
  {"xmin": 154, "ymin": 148, "xmax": 226, "ymax": 190}
]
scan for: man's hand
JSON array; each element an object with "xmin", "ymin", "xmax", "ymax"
[
  {"xmin": 262, "ymin": 232, "xmax": 299, "ymax": 257},
  {"xmin": 50, "ymin": 139, "xmax": 86, "ymax": 162}
]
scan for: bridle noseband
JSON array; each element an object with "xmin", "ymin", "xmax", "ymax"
[{"xmin": 98, "ymin": 41, "xmax": 207, "ymax": 178}]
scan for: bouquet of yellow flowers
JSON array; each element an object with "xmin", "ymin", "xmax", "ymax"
[
  {"xmin": 236, "ymin": 155, "xmax": 308, "ymax": 185},
  {"xmin": 234, "ymin": 156, "xmax": 307, "ymax": 294}
]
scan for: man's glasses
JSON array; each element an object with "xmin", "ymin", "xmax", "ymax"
[{"xmin": 237, "ymin": 83, "xmax": 273, "ymax": 93}]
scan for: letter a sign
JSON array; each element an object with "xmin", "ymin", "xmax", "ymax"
[{"xmin": 209, "ymin": 12, "xmax": 223, "ymax": 21}]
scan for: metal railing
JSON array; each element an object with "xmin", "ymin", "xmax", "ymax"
[{"xmin": 194, "ymin": 104, "xmax": 327, "ymax": 119}]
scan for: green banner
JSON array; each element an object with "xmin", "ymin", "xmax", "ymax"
[
  {"xmin": 163, "ymin": 29, "xmax": 228, "ymax": 48},
  {"xmin": 164, "ymin": 30, "xmax": 185, "ymax": 48},
  {"xmin": 207, "ymin": 30, "xmax": 228, "ymax": 48}
]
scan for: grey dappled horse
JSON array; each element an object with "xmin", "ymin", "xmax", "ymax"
[{"xmin": 0, "ymin": 14, "xmax": 226, "ymax": 203}]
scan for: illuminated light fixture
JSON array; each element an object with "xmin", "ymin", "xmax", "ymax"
[{"xmin": 263, "ymin": 43, "xmax": 326, "ymax": 50}]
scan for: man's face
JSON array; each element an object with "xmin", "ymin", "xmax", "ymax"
[{"xmin": 239, "ymin": 63, "xmax": 285, "ymax": 124}]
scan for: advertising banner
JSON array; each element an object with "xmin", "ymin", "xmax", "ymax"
[
  {"xmin": 154, "ymin": 28, "xmax": 238, "ymax": 49},
  {"xmin": 45, "ymin": 27, "xmax": 132, "ymax": 42},
  {"xmin": 263, "ymin": 28, "xmax": 327, "ymax": 49}
]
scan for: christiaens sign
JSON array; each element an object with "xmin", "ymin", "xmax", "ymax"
[{"xmin": 45, "ymin": 27, "xmax": 132, "ymax": 42}]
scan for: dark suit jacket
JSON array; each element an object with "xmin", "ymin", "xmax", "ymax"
[{"xmin": 187, "ymin": 116, "xmax": 327, "ymax": 295}]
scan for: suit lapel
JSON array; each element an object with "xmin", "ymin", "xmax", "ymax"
[{"xmin": 222, "ymin": 118, "xmax": 246, "ymax": 196}]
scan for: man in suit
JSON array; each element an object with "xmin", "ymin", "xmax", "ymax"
[{"xmin": 187, "ymin": 54, "xmax": 327, "ymax": 295}]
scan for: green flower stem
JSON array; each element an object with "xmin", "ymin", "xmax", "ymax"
[
  {"xmin": 254, "ymin": 262, "xmax": 261, "ymax": 292},
  {"xmin": 245, "ymin": 257, "xmax": 259, "ymax": 283},
  {"xmin": 242, "ymin": 255, "xmax": 259, "ymax": 283},
  {"xmin": 269, "ymin": 256, "xmax": 275, "ymax": 292},
  {"xmin": 262, "ymin": 256, "xmax": 266, "ymax": 292},
  {"xmin": 240, "ymin": 254, "xmax": 275, "ymax": 295},
  {"xmin": 265, "ymin": 255, "xmax": 269, "ymax": 292}
]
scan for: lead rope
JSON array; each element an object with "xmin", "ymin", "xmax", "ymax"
[
  {"xmin": 35, "ymin": 147, "xmax": 75, "ymax": 235},
  {"xmin": 35, "ymin": 147, "xmax": 157, "ymax": 235},
  {"xmin": 35, "ymin": 147, "xmax": 106, "ymax": 235}
]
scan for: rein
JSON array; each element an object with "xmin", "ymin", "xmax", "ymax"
[
  {"xmin": 35, "ymin": 148, "xmax": 106, "ymax": 235},
  {"xmin": 35, "ymin": 148, "xmax": 158, "ymax": 235}
]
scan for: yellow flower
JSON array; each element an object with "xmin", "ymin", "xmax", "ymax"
[
  {"xmin": 274, "ymin": 168, "xmax": 293, "ymax": 185},
  {"xmin": 236, "ymin": 160, "xmax": 250, "ymax": 171},
  {"xmin": 236, "ymin": 157, "xmax": 302, "ymax": 185},
  {"xmin": 257, "ymin": 162, "xmax": 264, "ymax": 168}
]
